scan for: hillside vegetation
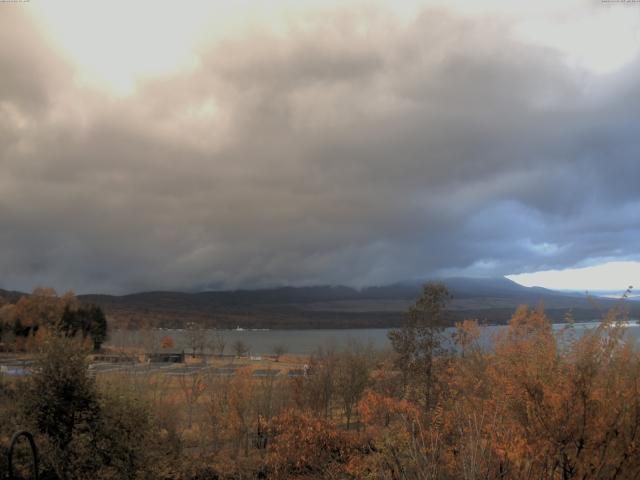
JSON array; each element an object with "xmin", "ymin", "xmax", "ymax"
[
  {"xmin": 71, "ymin": 278, "xmax": 638, "ymax": 329},
  {"xmin": 2, "ymin": 283, "xmax": 640, "ymax": 479}
]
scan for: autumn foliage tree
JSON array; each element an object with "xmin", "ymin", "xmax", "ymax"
[
  {"xmin": 6, "ymin": 282, "xmax": 640, "ymax": 480},
  {"xmin": 0, "ymin": 288, "xmax": 108, "ymax": 351},
  {"xmin": 227, "ymin": 367, "xmax": 255, "ymax": 457},
  {"xmin": 177, "ymin": 370, "xmax": 207, "ymax": 429},
  {"xmin": 266, "ymin": 409, "xmax": 353, "ymax": 479},
  {"xmin": 161, "ymin": 335, "xmax": 175, "ymax": 349},
  {"xmin": 335, "ymin": 341, "xmax": 373, "ymax": 429},
  {"xmin": 484, "ymin": 305, "xmax": 640, "ymax": 478}
]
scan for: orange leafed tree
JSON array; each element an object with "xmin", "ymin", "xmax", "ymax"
[
  {"xmin": 266, "ymin": 409, "xmax": 353, "ymax": 479},
  {"xmin": 161, "ymin": 335, "xmax": 174, "ymax": 349}
]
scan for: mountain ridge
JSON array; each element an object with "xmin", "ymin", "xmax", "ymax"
[{"xmin": 3, "ymin": 278, "xmax": 634, "ymax": 329}]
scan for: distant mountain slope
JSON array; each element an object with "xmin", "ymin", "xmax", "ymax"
[
  {"xmin": 4, "ymin": 278, "xmax": 632, "ymax": 329},
  {"xmin": 0, "ymin": 288, "xmax": 26, "ymax": 303},
  {"xmin": 75, "ymin": 277, "xmax": 635, "ymax": 329}
]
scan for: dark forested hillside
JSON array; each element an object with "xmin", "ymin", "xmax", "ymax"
[
  {"xmin": 72, "ymin": 278, "xmax": 635, "ymax": 329},
  {"xmin": 3, "ymin": 279, "xmax": 632, "ymax": 329}
]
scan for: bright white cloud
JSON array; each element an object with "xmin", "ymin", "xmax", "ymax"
[
  {"xmin": 508, "ymin": 261, "xmax": 640, "ymax": 291},
  {"xmin": 28, "ymin": 0, "xmax": 640, "ymax": 95}
]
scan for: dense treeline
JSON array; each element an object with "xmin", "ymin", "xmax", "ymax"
[
  {"xmin": 0, "ymin": 288, "xmax": 108, "ymax": 351},
  {"xmin": 2, "ymin": 284, "xmax": 640, "ymax": 478}
]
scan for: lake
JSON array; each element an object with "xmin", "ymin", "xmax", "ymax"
[{"xmin": 106, "ymin": 321, "xmax": 640, "ymax": 356}]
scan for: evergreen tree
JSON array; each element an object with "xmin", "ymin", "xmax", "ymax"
[
  {"xmin": 57, "ymin": 304, "xmax": 108, "ymax": 351},
  {"xmin": 388, "ymin": 282, "xmax": 451, "ymax": 410}
]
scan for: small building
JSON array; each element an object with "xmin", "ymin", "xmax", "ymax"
[{"xmin": 147, "ymin": 352, "xmax": 185, "ymax": 363}]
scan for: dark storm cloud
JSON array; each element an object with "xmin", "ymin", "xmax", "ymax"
[{"xmin": 1, "ymin": 5, "xmax": 639, "ymax": 293}]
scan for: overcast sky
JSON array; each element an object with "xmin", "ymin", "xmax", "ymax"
[{"xmin": 1, "ymin": 0, "xmax": 640, "ymax": 294}]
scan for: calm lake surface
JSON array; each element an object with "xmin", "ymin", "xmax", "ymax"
[{"xmin": 107, "ymin": 321, "xmax": 640, "ymax": 355}]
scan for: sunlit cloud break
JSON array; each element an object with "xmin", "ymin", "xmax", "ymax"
[{"xmin": 508, "ymin": 261, "xmax": 640, "ymax": 292}]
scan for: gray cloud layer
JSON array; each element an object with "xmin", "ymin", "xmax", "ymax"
[{"xmin": 1, "ymin": 5, "xmax": 639, "ymax": 293}]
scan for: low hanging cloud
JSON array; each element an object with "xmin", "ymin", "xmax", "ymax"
[{"xmin": 1, "ymin": 4, "xmax": 639, "ymax": 293}]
